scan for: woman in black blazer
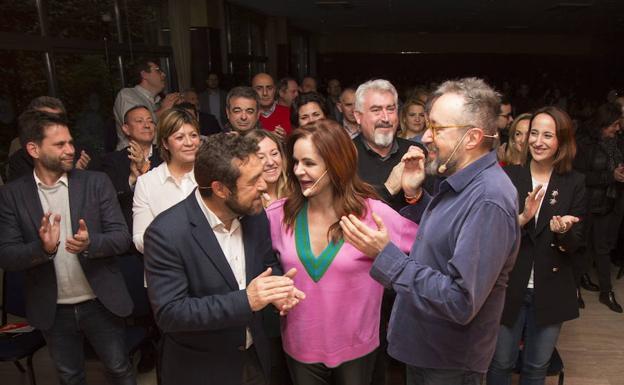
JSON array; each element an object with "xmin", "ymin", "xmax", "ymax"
[{"xmin": 487, "ymin": 106, "xmax": 587, "ymax": 385}]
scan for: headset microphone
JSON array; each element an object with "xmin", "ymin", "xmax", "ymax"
[
  {"xmin": 437, "ymin": 131, "xmax": 499, "ymax": 174},
  {"xmin": 303, "ymin": 170, "xmax": 328, "ymax": 197}
]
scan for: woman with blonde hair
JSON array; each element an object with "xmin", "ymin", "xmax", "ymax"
[
  {"xmin": 132, "ymin": 108, "xmax": 201, "ymax": 253},
  {"xmin": 502, "ymin": 113, "xmax": 532, "ymax": 166},
  {"xmin": 245, "ymin": 129, "xmax": 289, "ymax": 207},
  {"xmin": 398, "ymin": 99, "xmax": 426, "ymax": 143}
]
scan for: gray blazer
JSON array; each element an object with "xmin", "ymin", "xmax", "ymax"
[{"xmin": 0, "ymin": 169, "xmax": 133, "ymax": 329}]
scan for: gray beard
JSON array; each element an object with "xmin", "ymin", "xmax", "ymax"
[
  {"xmin": 373, "ymin": 131, "xmax": 394, "ymax": 148},
  {"xmin": 425, "ymin": 153, "xmax": 458, "ymax": 176}
]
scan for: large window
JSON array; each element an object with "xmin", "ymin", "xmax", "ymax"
[
  {"xmin": 54, "ymin": 53, "xmax": 118, "ymax": 158},
  {"xmin": 225, "ymin": 3, "xmax": 267, "ymax": 83},
  {"xmin": 0, "ymin": 0, "xmax": 174, "ymax": 179},
  {"xmin": 0, "ymin": 0, "xmax": 39, "ymax": 35},
  {"xmin": 47, "ymin": 0, "xmax": 118, "ymax": 40},
  {"xmin": 123, "ymin": 0, "xmax": 170, "ymax": 46},
  {"xmin": 0, "ymin": 50, "xmax": 48, "ymax": 175}
]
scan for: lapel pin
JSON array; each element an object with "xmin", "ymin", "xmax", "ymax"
[{"xmin": 549, "ymin": 190, "xmax": 558, "ymax": 205}]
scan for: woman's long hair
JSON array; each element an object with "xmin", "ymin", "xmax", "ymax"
[
  {"xmin": 398, "ymin": 99, "xmax": 426, "ymax": 139},
  {"xmin": 528, "ymin": 106, "xmax": 576, "ymax": 174},
  {"xmin": 244, "ymin": 129, "xmax": 289, "ymax": 204},
  {"xmin": 283, "ymin": 119, "xmax": 379, "ymax": 243},
  {"xmin": 503, "ymin": 113, "xmax": 532, "ymax": 166}
]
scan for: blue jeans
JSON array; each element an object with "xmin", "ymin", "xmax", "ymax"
[
  {"xmin": 487, "ymin": 289, "xmax": 562, "ymax": 385},
  {"xmin": 41, "ymin": 299, "xmax": 136, "ymax": 385},
  {"xmin": 406, "ymin": 366, "xmax": 484, "ymax": 385}
]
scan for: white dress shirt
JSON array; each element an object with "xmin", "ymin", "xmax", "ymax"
[
  {"xmin": 528, "ymin": 177, "xmax": 549, "ymax": 289},
  {"xmin": 132, "ymin": 162, "xmax": 197, "ymax": 253},
  {"xmin": 195, "ymin": 189, "xmax": 252, "ymax": 348}
]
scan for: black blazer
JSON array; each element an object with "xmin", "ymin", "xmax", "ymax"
[
  {"xmin": 100, "ymin": 146, "xmax": 163, "ymax": 229},
  {"xmin": 500, "ymin": 165, "xmax": 586, "ymax": 327},
  {"xmin": 198, "ymin": 111, "xmax": 223, "ymax": 136},
  {"xmin": 573, "ymin": 135, "xmax": 618, "ymax": 214},
  {"xmin": 0, "ymin": 170, "xmax": 133, "ymax": 329},
  {"xmin": 7, "ymin": 148, "xmax": 32, "ymax": 182},
  {"xmin": 144, "ymin": 193, "xmax": 282, "ymax": 385}
]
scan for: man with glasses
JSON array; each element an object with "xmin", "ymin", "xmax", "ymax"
[
  {"xmin": 113, "ymin": 60, "xmax": 182, "ymax": 150},
  {"xmin": 341, "ymin": 78, "xmax": 520, "ymax": 385},
  {"xmin": 496, "ymin": 96, "xmax": 514, "ymax": 145}
]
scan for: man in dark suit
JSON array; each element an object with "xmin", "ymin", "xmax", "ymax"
[
  {"xmin": 99, "ymin": 105, "xmax": 162, "ymax": 373},
  {"xmin": 199, "ymin": 72, "xmax": 228, "ymax": 127},
  {"xmin": 144, "ymin": 133, "xmax": 303, "ymax": 385},
  {"xmin": 178, "ymin": 101, "xmax": 223, "ymax": 136},
  {"xmin": 100, "ymin": 105, "xmax": 163, "ymax": 229},
  {"xmin": 0, "ymin": 110, "xmax": 136, "ymax": 384}
]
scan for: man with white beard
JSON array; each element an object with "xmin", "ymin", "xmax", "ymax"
[
  {"xmin": 353, "ymin": 79, "xmax": 426, "ymax": 211},
  {"xmin": 351, "ymin": 79, "xmax": 427, "ymax": 385}
]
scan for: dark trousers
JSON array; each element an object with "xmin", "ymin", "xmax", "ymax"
[
  {"xmin": 371, "ymin": 289, "xmax": 398, "ymax": 385},
  {"xmin": 286, "ymin": 349, "xmax": 377, "ymax": 385},
  {"xmin": 41, "ymin": 299, "xmax": 136, "ymax": 385},
  {"xmin": 406, "ymin": 366, "xmax": 484, "ymax": 385},
  {"xmin": 242, "ymin": 345, "xmax": 267, "ymax": 385},
  {"xmin": 269, "ymin": 337, "xmax": 292, "ymax": 385},
  {"xmin": 610, "ymin": 194, "xmax": 624, "ymax": 263},
  {"xmin": 584, "ymin": 212, "xmax": 615, "ymax": 291}
]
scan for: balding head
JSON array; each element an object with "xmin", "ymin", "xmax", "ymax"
[
  {"xmin": 301, "ymin": 76, "xmax": 317, "ymax": 93},
  {"xmin": 251, "ymin": 73, "xmax": 276, "ymax": 110}
]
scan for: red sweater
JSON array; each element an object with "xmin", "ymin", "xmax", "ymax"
[{"xmin": 259, "ymin": 104, "xmax": 292, "ymax": 135}]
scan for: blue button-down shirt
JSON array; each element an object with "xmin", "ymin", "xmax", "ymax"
[{"xmin": 371, "ymin": 150, "xmax": 520, "ymax": 373}]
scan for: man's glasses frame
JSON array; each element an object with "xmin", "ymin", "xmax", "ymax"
[{"xmin": 425, "ymin": 119, "xmax": 474, "ymax": 139}]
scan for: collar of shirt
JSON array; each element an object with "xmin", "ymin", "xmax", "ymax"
[
  {"xmin": 342, "ymin": 119, "xmax": 361, "ymax": 137},
  {"xmin": 134, "ymin": 85, "xmax": 161, "ymax": 104},
  {"xmin": 441, "ymin": 150, "xmax": 498, "ymax": 194},
  {"xmin": 361, "ymin": 136, "xmax": 399, "ymax": 161},
  {"xmin": 157, "ymin": 163, "xmax": 196, "ymax": 186},
  {"xmin": 194, "ymin": 189, "xmax": 241, "ymax": 234},
  {"xmin": 260, "ymin": 102, "xmax": 277, "ymax": 118},
  {"xmin": 33, "ymin": 169, "xmax": 68, "ymax": 188}
]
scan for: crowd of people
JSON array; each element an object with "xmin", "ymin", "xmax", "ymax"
[{"xmin": 1, "ymin": 58, "xmax": 624, "ymax": 385}]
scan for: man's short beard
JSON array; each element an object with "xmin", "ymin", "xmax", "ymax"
[
  {"xmin": 424, "ymin": 144, "xmax": 459, "ymax": 176},
  {"xmin": 224, "ymin": 190, "xmax": 262, "ymax": 217},
  {"xmin": 373, "ymin": 131, "xmax": 394, "ymax": 148},
  {"xmin": 40, "ymin": 154, "xmax": 73, "ymax": 173},
  {"xmin": 425, "ymin": 158, "xmax": 439, "ymax": 176}
]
